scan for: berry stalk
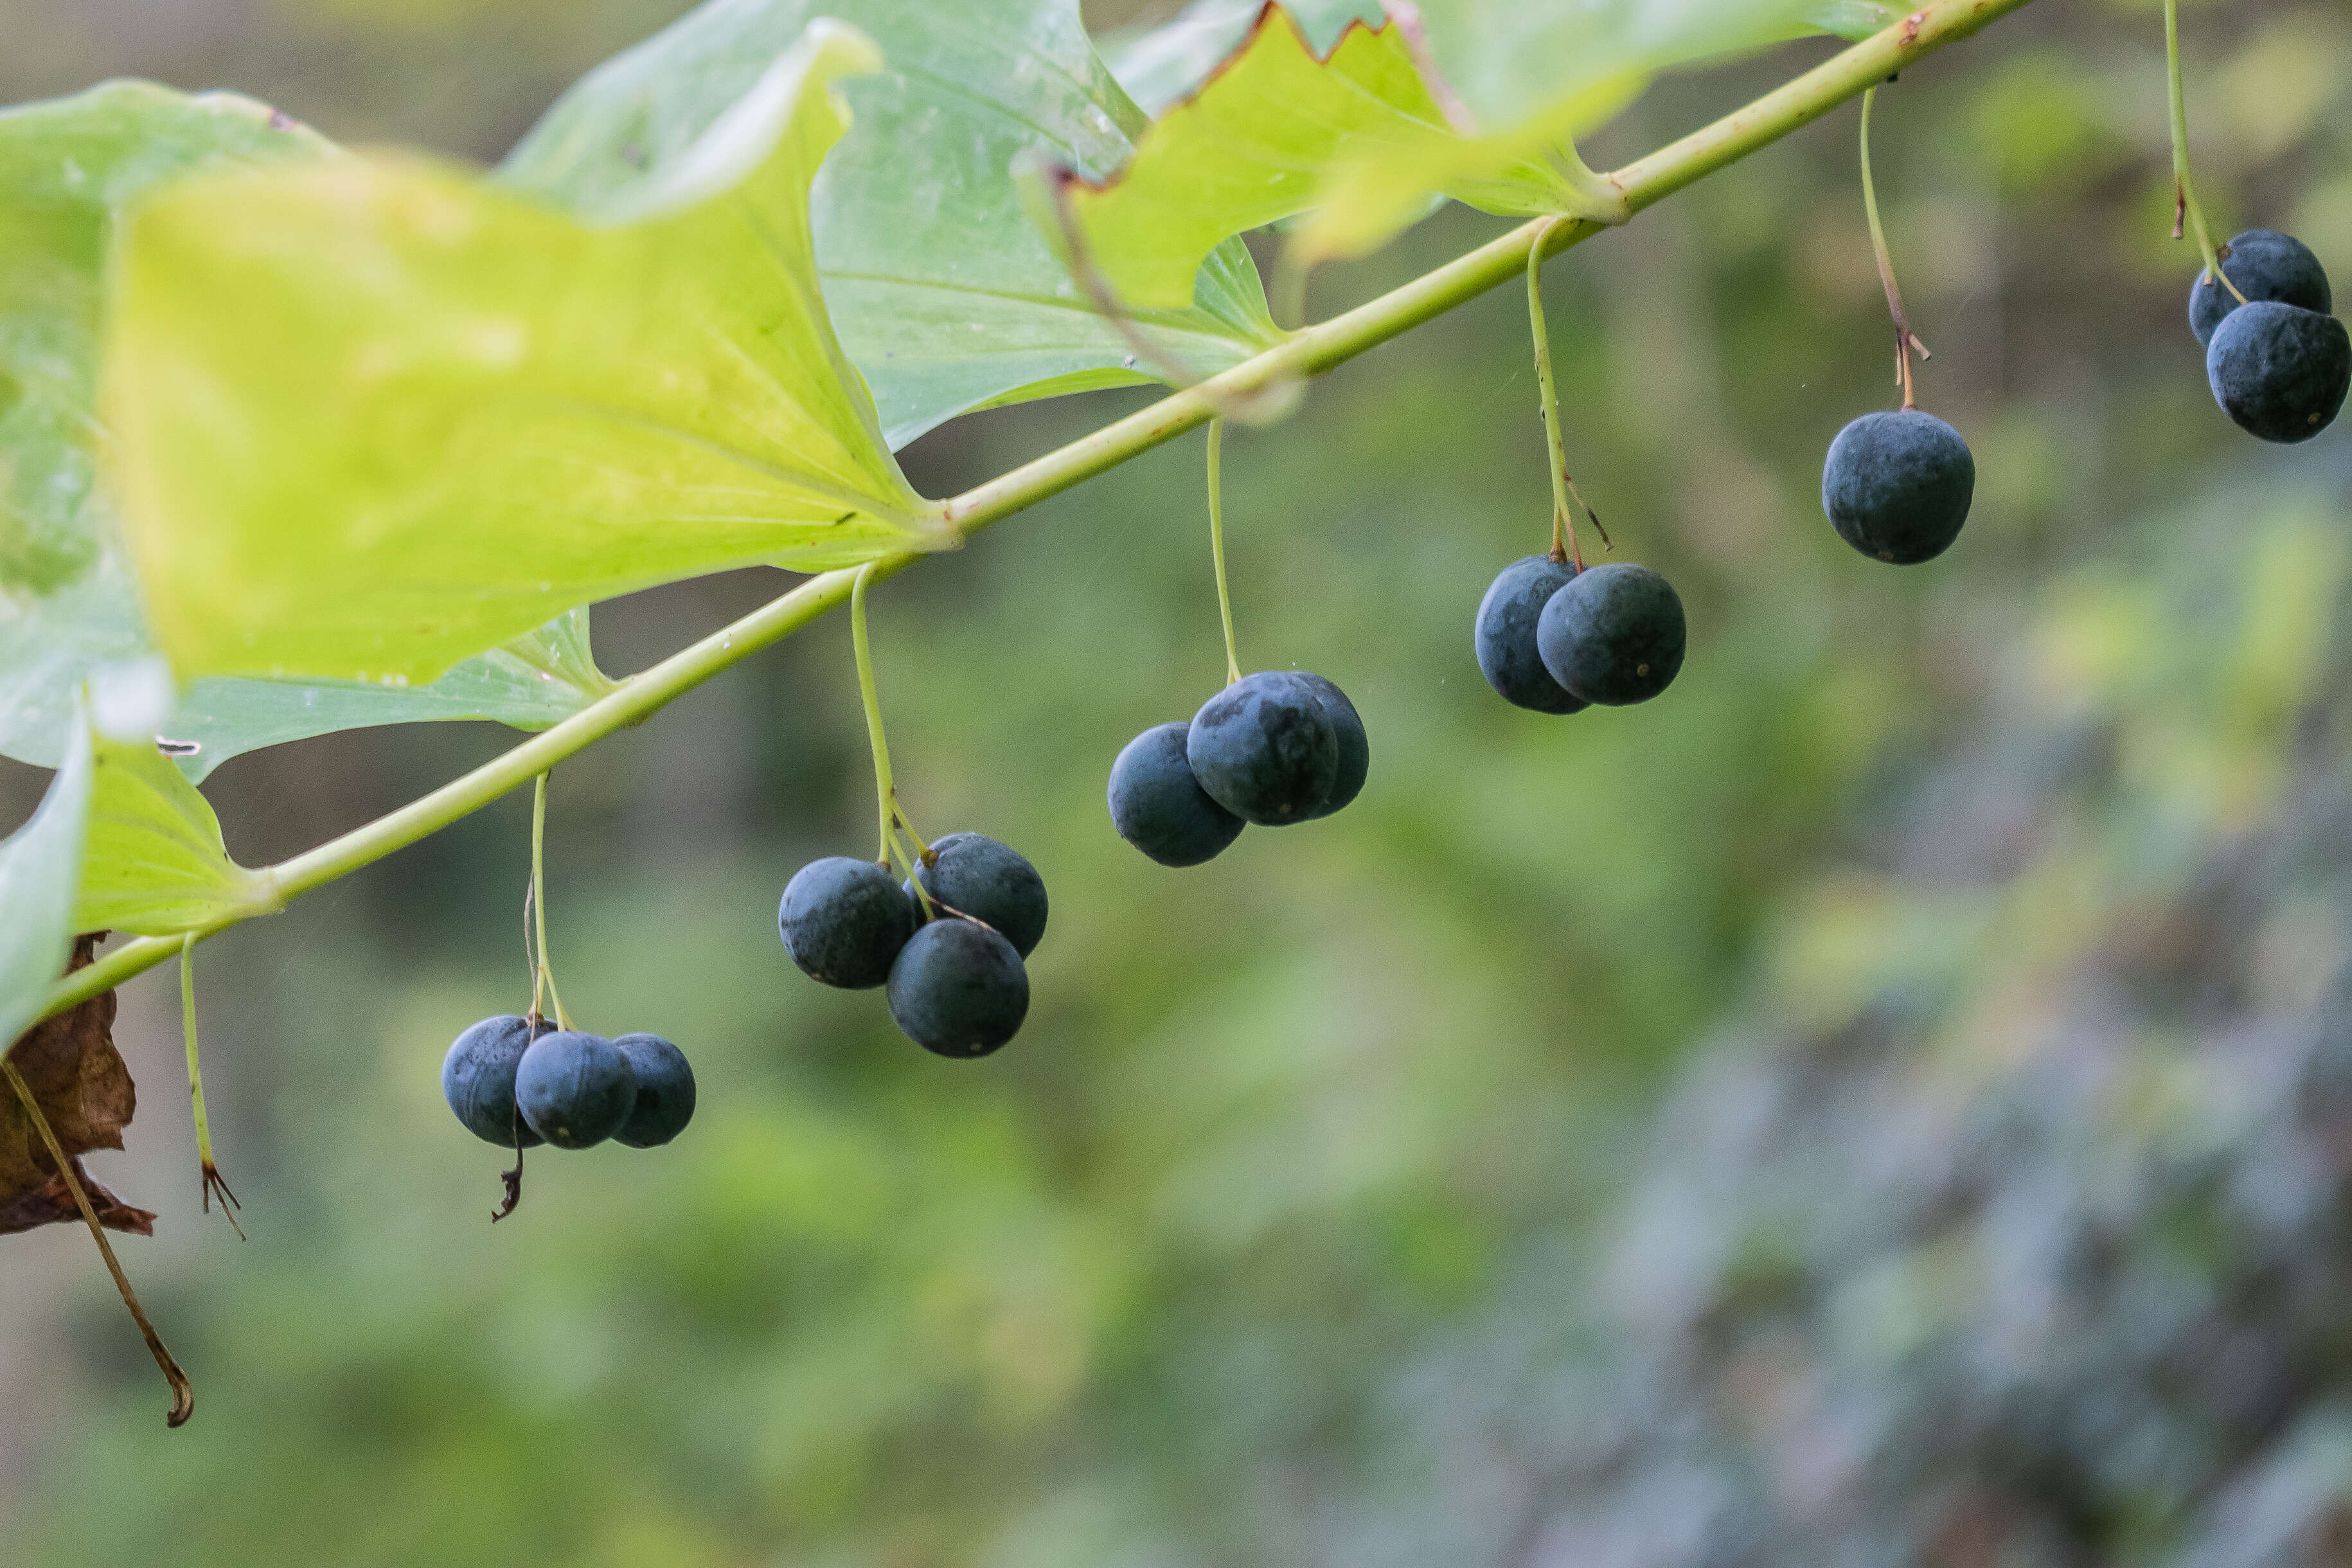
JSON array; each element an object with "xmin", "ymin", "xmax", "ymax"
[
  {"xmin": 1206, "ymin": 420, "xmax": 1242, "ymax": 686},
  {"xmin": 2164, "ymin": 0, "xmax": 2246, "ymax": 304},
  {"xmin": 1526, "ymin": 220, "xmax": 1605, "ymax": 567},
  {"xmin": 4, "ymin": 1058, "xmax": 193, "ymax": 1426},
  {"xmin": 851, "ymin": 564, "xmax": 931, "ymax": 884},
  {"xmin": 527, "ymin": 772, "xmax": 571, "ymax": 1031},
  {"xmin": 181, "ymin": 937, "xmax": 243, "ymax": 1237},
  {"xmin": 1860, "ymin": 85, "xmax": 1930, "ymax": 411}
]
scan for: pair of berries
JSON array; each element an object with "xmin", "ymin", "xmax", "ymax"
[
  {"xmin": 1475, "ymin": 559, "xmax": 1688, "ymax": 714},
  {"xmin": 780, "ymin": 832, "xmax": 1047, "ymax": 1058},
  {"xmin": 2191, "ymin": 229, "xmax": 2348, "ymax": 444},
  {"xmin": 1108, "ymin": 670, "xmax": 1368, "ymax": 866},
  {"xmin": 443, "ymin": 1016, "xmax": 695, "ymax": 1150}
]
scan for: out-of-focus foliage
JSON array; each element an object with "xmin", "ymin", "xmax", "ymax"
[{"xmin": 3, "ymin": 1, "xmax": 2352, "ymax": 1565}]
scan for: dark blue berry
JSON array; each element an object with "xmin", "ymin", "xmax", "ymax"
[
  {"xmin": 1475, "ymin": 555, "xmax": 1586, "ymax": 713},
  {"xmin": 2189, "ymin": 229, "xmax": 2331, "ymax": 347},
  {"xmin": 907, "ymin": 832, "xmax": 1048, "ymax": 958},
  {"xmin": 1109, "ymin": 722, "xmax": 1245, "ymax": 866},
  {"xmin": 886, "ymin": 919, "xmax": 1029, "ymax": 1059},
  {"xmin": 1537, "ymin": 562, "xmax": 1686, "ymax": 706},
  {"xmin": 1295, "ymin": 674, "xmax": 1368, "ymax": 819},
  {"xmin": 1821, "ymin": 409, "xmax": 1973, "ymax": 565},
  {"xmin": 612, "ymin": 1033, "xmax": 695, "ymax": 1148},
  {"xmin": 2205, "ymin": 300, "xmax": 2351, "ymax": 444},
  {"xmin": 780, "ymin": 856, "xmax": 915, "ymax": 988},
  {"xmin": 441, "ymin": 1014, "xmax": 552, "ymax": 1149},
  {"xmin": 1186, "ymin": 671, "xmax": 1337, "ymax": 826},
  {"xmin": 515, "ymin": 1029, "xmax": 636, "ymax": 1149}
]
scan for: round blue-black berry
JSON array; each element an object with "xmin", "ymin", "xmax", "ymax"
[
  {"xmin": 907, "ymin": 832, "xmax": 1048, "ymax": 958},
  {"xmin": 1186, "ymin": 671, "xmax": 1338, "ymax": 826},
  {"xmin": 515, "ymin": 1029, "xmax": 636, "ymax": 1149},
  {"xmin": 441, "ymin": 1014, "xmax": 551, "ymax": 1149},
  {"xmin": 2189, "ymin": 229, "xmax": 2331, "ymax": 347},
  {"xmin": 612, "ymin": 1033, "xmax": 695, "ymax": 1148},
  {"xmin": 1109, "ymin": 722, "xmax": 1245, "ymax": 866},
  {"xmin": 1475, "ymin": 555, "xmax": 1586, "ymax": 713},
  {"xmin": 1537, "ymin": 562, "xmax": 1686, "ymax": 707},
  {"xmin": 780, "ymin": 856, "xmax": 915, "ymax": 988},
  {"xmin": 1295, "ymin": 674, "xmax": 1369, "ymax": 819},
  {"xmin": 886, "ymin": 919, "xmax": 1029, "ymax": 1059},
  {"xmin": 2205, "ymin": 300, "xmax": 2351, "ymax": 444},
  {"xmin": 1821, "ymin": 409, "xmax": 1973, "ymax": 565}
]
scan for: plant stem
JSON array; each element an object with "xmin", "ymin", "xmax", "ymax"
[
  {"xmin": 4, "ymin": 1058, "xmax": 194, "ymax": 1426},
  {"xmin": 181, "ymin": 936, "xmax": 243, "ymax": 1237},
  {"xmin": 1206, "ymin": 420, "xmax": 1242, "ymax": 684},
  {"xmin": 1860, "ymin": 86, "xmax": 1929, "ymax": 411},
  {"xmin": 2163, "ymin": 0, "xmax": 2243, "ymax": 301},
  {"xmin": 35, "ymin": 0, "xmax": 2045, "ymax": 1027}
]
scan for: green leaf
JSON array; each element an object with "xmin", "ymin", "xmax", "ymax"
[
  {"xmin": 0, "ymin": 716, "xmax": 89, "ymax": 1053},
  {"xmin": 500, "ymin": 0, "xmax": 1285, "ymax": 450},
  {"xmin": 0, "ymin": 82, "xmax": 619, "ymax": 781},
  {"xmin": 1073, "ymin": 0, "xmax": 1829, "ymax": 307},
  {"xmin": 1101, "ymin": 0, "xmax": 1384, "ymax": 116},
  {"xmin": 160, "ymin": 607, "xmax": 614, "ymax": 781},
  {"xmin": 74, "ymin": 731, "xmax": 278, "ymax": 937},
  {"xmin": 1806, "ymin": 3, "xmax": 1900, "ymax": 42},
  {"xmin": 105, "ymin": 21, "xmax": 951, "ymax": 688}
]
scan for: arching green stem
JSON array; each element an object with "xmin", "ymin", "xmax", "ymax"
[
  {"xmin": 181, "ymin": 936, "xmax": 242, "ymax": 1237},
  {"xmin": 1206, "ymin": 419, "xmax": 1242, "ymax": 685},
  {"xmin": 2164, "ymin": 0, "xmax": 2245, "ymax": 303},
  {"xmin": 1527, "ymin": 220, "xmax": 1605, "ymax": 567},
  {"xmin": 34, "ymin": 0, "xmax": 2047, "ymax": 1029},
  {"xmin": 4, "ymin": 1058, "xmax": 193, "ymax": 1426},
  {"xmin": 1860, "ymin": 86, "xmax": 1930, "ymax": 411}
]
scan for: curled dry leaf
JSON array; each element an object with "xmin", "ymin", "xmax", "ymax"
[{"xmin": 0, "ymin": 935, "xmax": 152, "ymax": 1237}]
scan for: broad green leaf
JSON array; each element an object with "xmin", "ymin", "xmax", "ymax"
[
  {"xmin": 74, "ymin": 731, "xmax": 278, "ymax": 937},
  {"xmin": 0, "ymin": 82, "xmax": 618, "ymax": 782},
  {"xmin": 1075, "ymin": 0, "xmax": 1830, "ymax": 308},
  {"xmin": 105, "ymin": 21, "xmax": 951, "ymax": 688},
  {"xmin": 499, "ymin": 0, "xmax": 1286, "ymax": 450},
  {"xmin": 0, "ymin": 715, "xmax": 89, "ymax": 1053}
]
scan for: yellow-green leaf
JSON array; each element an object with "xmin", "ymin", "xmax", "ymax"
[
  {"xmin": 103, "ymin": 20, "xmax": 952, "ymax": 688},
  {"xmin": 1065, "ymin": 10, "xmax": 1623, "ymax": 309},
  {"xmin": 1073, "ymin": 0, "xmax": 1833, "ymax": 308},
  {"xmin": 74, "ymin": 732, "xmax": 278, "ymax": 937}
]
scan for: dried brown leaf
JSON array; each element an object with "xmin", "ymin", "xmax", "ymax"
[{"xmin": 0, "ymin": 934, "xmax": 152, "ymax": 1237}]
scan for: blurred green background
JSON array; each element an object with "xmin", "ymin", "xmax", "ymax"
[{"xmin": 4, "ymin": 1, "xmax": 2352, "ymax": 1562}]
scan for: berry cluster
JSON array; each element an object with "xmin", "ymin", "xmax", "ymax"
[
  {"xmin": 1476, "ymin": 558, "xmax": 1686, "ymax": 714},
  {"xmin": 781, "ymin": 831, "xmax": 1047, "ymax": 1058},
  {"xmin": 442, "ymin": 1015, "xmax": 695, "ymax": 1152},
  {"xmin": 2191, "ymin": 229, "xmax": 2348, "ymax": 443},
  {"xmin": 1110, "ymin": 670, "xmax": 1367, "ymax": 866}
]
